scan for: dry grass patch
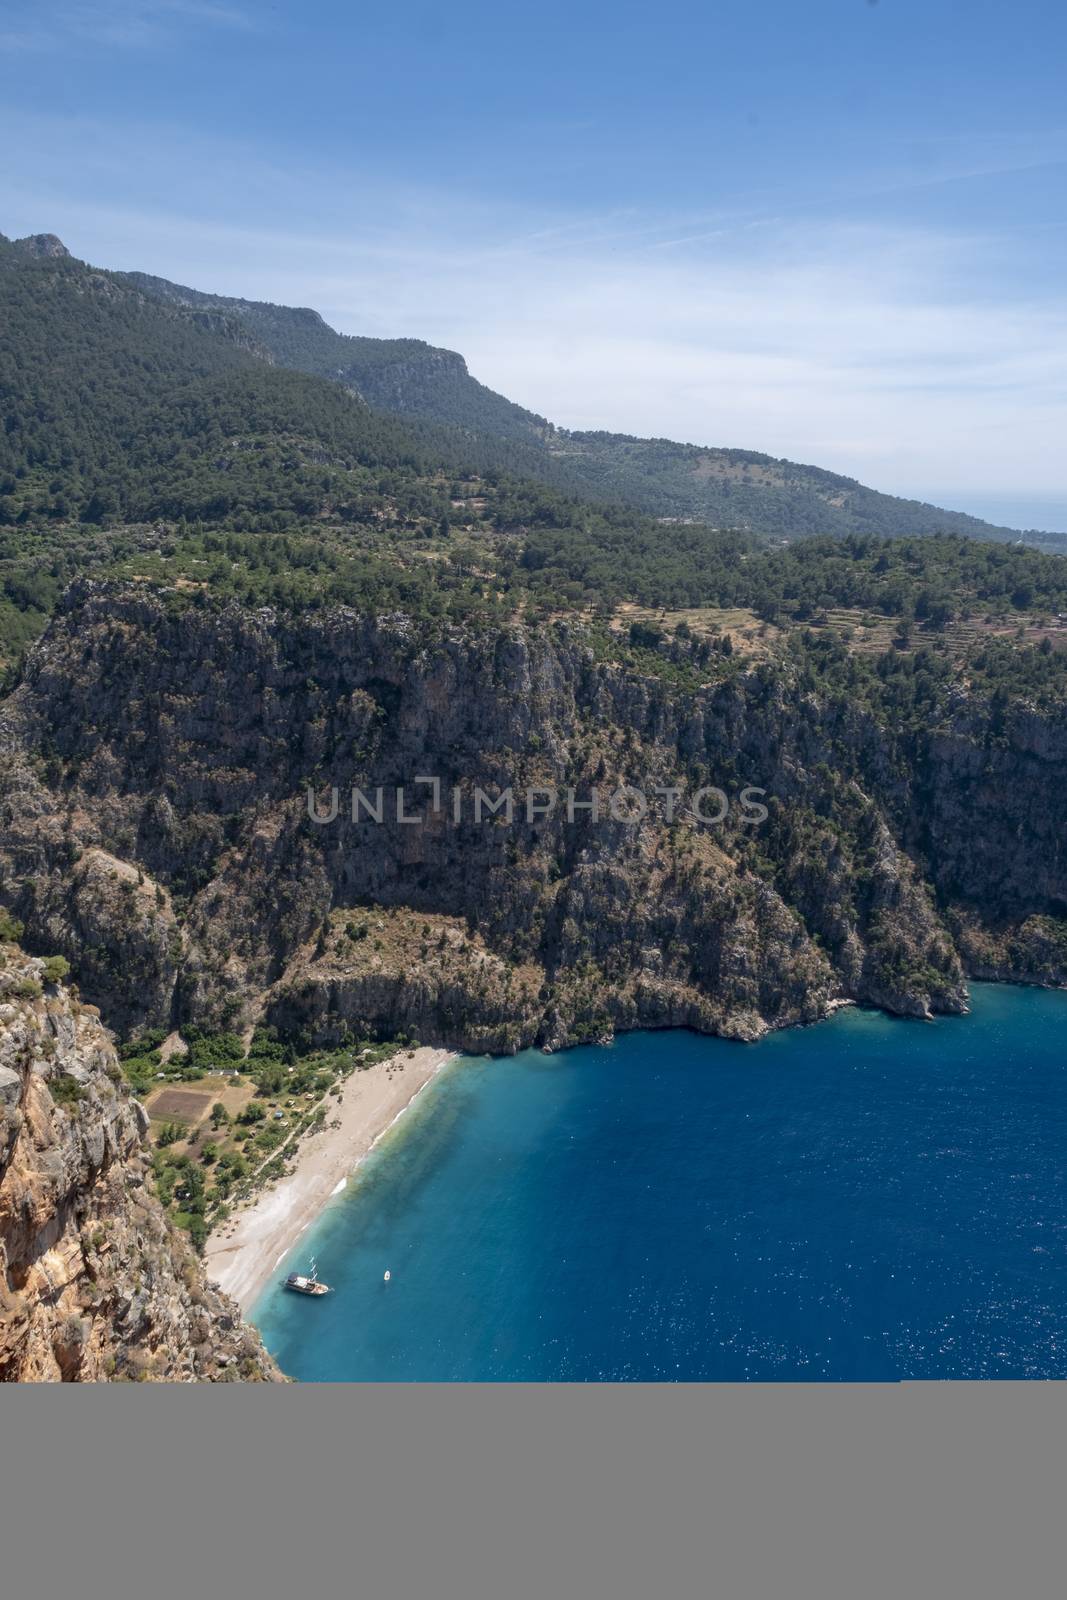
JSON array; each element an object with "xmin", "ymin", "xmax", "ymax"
[{"xmin": 611, "ymin": 602, "xmax": 780, "ymax": 656}]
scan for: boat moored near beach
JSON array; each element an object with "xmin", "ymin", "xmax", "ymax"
[{"xmin": 284, "ymin": 1260, "xmax": 332, "ymax": 1297}]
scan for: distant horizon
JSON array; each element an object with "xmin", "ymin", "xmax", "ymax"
[{"xmin": 911, "ymin": 492, "xmax": 1067, "ymax": 538}]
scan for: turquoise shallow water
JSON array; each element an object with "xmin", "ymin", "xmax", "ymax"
[{"xmin": 252, "ymin": 984, "xmax": 1067, "ymax": 1381}]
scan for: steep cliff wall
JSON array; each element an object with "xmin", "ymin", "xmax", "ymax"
[
  {"xmin": 0, "ymin": 941, "xmax": 278, "ymax": 1381},
  {"xmin": 1, "ymin": 585, "xmax": 1065, "ymax": 1052}
]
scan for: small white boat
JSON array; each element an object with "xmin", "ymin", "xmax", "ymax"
[{"xmin": 383, "ymin": 1270, "xmax": 391, "ymax": 1282}]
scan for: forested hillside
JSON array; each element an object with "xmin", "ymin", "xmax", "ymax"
[
  {"xmin": 0, "ymin": 234, "xmax": 452, "ymax": 526},
  {"xmin": 5, "ymin": 228, "xmax": 1067, "ymax": 692},
  {"xmin": 123, "ymin": 268, "xmax": 554, "ymax": 446},
  {"xmin": 121, "ymin": 260, "xmax": 1060, "ymax": 547}
]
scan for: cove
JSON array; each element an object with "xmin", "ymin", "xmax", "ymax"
[{"xmin": 252, "ymin": 984, "xmax": 1067, "ymax": 1382}]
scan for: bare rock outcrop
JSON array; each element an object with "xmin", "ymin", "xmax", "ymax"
[{"xmin": 0, "ymin": 943, "xmax": 279, "ymax": 1382}]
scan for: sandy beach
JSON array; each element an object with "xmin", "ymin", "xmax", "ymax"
[{"xmin": 205, "ymin": 1046, "xmax": 456, "ymax": 1312}]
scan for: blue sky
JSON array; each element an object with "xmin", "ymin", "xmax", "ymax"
[{"xmin": 3, "ymin": 0, "xmax": 1067, "ymax": 525}]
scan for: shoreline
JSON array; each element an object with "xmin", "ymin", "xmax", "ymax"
[{"xmin": 204, "ymin": 1045, "xmax": 456, "ymax": 1314}]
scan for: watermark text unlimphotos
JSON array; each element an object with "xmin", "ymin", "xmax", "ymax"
[{"xmin": 307, "ymin": 778, "xmax": 769, "ymax": 827}]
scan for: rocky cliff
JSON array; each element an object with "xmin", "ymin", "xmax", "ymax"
[
  {"xmin": 2, "ymin": 584, "xmax": 1063, "ymax": 1053},
  {"xmin": 0, "ymin": 940, "xmax": 278, "ymax": 1381}
]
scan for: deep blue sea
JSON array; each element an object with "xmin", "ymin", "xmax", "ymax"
[{"xmin": 253, "ymin": 984, "xmax": 1067, "ymax": 1381}]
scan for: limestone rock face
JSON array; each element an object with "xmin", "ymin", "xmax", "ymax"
[
  {"xmin": 11, "ymin": 233, "xmax": 71, "ymax": 260},
  {"xmin": 0, "ymin": 946, "xmax": 279, "ymax": 1383},
  {"xmin": 2, "ymin": 585, "xmax": 1065, "ymax": 1052}
]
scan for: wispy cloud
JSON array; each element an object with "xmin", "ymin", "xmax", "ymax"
[{"xmin": 0, "ymin": 1, "xmax": 255, "ymax": 53}]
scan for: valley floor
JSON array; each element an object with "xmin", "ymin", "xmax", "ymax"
[{"xmin": 204, "ymin": 1046, "xmax": 455, "ymax": 1311}]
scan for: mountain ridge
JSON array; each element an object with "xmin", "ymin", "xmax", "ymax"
[
  {"xmin": 6, "ymin": 225, "xmax": 1061, "ymax": 546},
  {"xmin": 115, "ymin": 249, "xmax": 1061, "ymax": 548}
]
